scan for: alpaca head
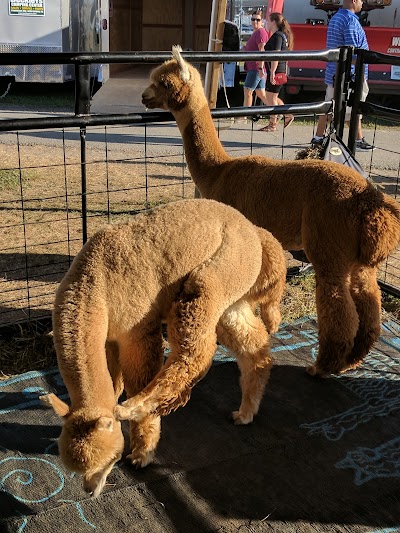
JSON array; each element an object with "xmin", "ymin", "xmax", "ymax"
[
  {"xmin": 142, "ymin": 45, "xmax": 203, "ymax": 112},
  {"xmin": 40, "ymin": 393, "xmax": 124, "ymax": 497}
]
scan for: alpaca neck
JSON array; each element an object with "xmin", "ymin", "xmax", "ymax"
[
  {"xmin": 172, "ymin": 97, "xmax": 230, "ymax": 193},
  {"xmin": 55, "ymin": 310, "xmax": 116, "ymax": 410},
  {"xmin": 61, "ymin": 355, "xmax": 115, "ymax": 411}
]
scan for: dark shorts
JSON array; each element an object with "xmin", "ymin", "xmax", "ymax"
[{"xmin": 265, "ymin": 74, "xmax": 283, "ymax": 94}]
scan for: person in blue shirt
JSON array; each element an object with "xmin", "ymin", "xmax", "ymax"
[{"xmin": 311, "ymin": 0, "xmax": 374, "ymax": 151}]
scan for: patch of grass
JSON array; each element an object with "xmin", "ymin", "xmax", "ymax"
[
  {"xmin": 382, "ymin": 292, "xmax": 400, "ymax": 322},
  {"xmin": 0, "ymin": 82, "xmax": 75, "ymax": 111},
  {"xmin": 0, "ymin": 321, "xmax": 56, "ymax": 380},
  {"xmin": 0, "ymin": 168, "xmax": 38, "ymax": 190},
  {"xmin": 282, "ymin": 273, "xmax": 317, "ymax": 322}
]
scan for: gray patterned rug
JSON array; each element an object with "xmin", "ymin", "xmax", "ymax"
[{"xmin": 1, "ymin": 317, "xmax": 400, "ymax": 532}]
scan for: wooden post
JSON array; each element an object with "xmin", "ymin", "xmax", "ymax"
[{"xmin": 205, "ymin": 0, "xmax": 227, "ymax": 109}]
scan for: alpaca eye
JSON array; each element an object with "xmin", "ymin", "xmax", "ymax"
[{"xmin": 159, "ymin": 80, "xmax": 170, "ymax": 90}]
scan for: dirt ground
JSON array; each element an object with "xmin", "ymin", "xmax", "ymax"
[{"xmin": 1, "ymin": 119, "xmax": 400, "ymax": 327}]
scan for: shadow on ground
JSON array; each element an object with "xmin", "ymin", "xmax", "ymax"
[{"xmin": 1, "ymin": 318, "xmax": 400, "ymax": 532}]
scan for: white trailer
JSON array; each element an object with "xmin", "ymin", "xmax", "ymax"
[{"xmin": 0, "ymin": 0, "xmax": 109, "ymax": 83}]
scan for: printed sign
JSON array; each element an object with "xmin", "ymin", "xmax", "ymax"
[
  {"xmin": 387, "ymin": 36, "xmax": 400, "ymax": 54},
  {"xmin": 391, "ymin": 65, "xmax": 400, "ymax": 80},
  {"xmin": 9, "ymin": 0, "xmax": 45, "ymax": 16}
]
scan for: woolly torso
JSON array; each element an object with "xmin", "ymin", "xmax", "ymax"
[
  {"xmin": 52, "ymin": 199, "xmax": 267, "ymax": 408},
  {"xmin": 172, "ymin": 88, "xmax": 400, "ymax": 256}
]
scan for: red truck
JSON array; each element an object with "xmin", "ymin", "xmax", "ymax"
[{"xmin": 282, "ymin": 0, "xmax": 400, "ymax": 102}]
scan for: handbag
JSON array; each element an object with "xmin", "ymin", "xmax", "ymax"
[{"xmin": 274, "ymin": 72, "xmax": 287, "ymax": 85}]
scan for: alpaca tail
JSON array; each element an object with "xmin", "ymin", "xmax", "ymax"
[{"xmin": 359, "ymin": 187, "xmax": 400, "ymax": 266}]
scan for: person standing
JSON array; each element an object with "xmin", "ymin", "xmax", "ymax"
[
  {"xmin": 242, "ymin": 10, "xmax": 270, "ymax": 116},
  {"xmin": 259, "ymin": 12, "xmax": 294, "ymax": 132},
  {"xmin": 311, "ymin": 0, "xmax": 374, "ymax": 151}
]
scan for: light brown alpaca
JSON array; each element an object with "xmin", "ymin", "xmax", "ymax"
[
  {"xmin": 41, "ymin": 198, "xmax": 286, "ymax": 497},
  {"xmin": 141, "ymin": 45, "xmax": 400, "ymax": 377}
]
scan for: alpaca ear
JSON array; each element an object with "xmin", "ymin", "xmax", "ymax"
[
  {"xmin": 95, "ymin": 417, "xmax": 114, "ymax": 431},
  {"xmin": 39, "ymin": 393, "xmax": 70, "ymax": 417},
  {"xmin": 172, "ymin": 45, "xmax": 191, "ymax": 83}
]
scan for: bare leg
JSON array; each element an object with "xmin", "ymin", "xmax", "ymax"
[
  {"xmin": 243, "ymin": 87, "xmax": 254, "ymax": 108},
  {"xmin": 117, "ymin": 320, "xmax": 164, "ymax": 467},
  {"xmin": 255, "ymin": 88, "xmax": 271, "ymax": 107},
  {"xmin": 217, "ymin": 300, "xmax": 273, "ymax": 425},
  {"xmin": 357, "ymin": 118, "xmax": 363, "ymax": 140},
  {"xmin": 346, "ymin": 265, "xmax": 381, "ymax": 370},
  {"xmin": 261, "ymin": 90, "xmax": 279, "ymax": 126},
  {"xmin": 255, "ymin": 89, "xmax": 287, "ymax": 120},
  {"xmin": 315, "ymin": 114, "xmax": 328, "ymax": 138},
  {"xmin": 307, "ymin": 269, "xmax": 359, "ymax": 377}
]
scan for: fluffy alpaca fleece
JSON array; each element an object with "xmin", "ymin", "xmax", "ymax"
[
  {"xmin": 141, "ymin": 45, "xmax": 400, "ymax": 377},
  {"xmin": 40, "ymin": 198, "xmax": 286, "ymax": 497}
]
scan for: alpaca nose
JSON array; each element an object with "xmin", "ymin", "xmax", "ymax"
[
  {"xmin": 142, "ymin": 88, "xmax": 151, "ymax": 100},
  {"xmin": 142, "ymin": 87, "xmax": 156, "ymax": 104},
  {"xmin": 83, "ymin": 480, "xmax": 94, "ymax": 495}
]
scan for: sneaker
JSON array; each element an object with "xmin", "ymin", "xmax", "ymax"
[
  {"xmin": 356, "ymin": 137, "xmax": 375, "ymax": 151},
  {"xmin": 311, "ymin": 136, "xmax": 324, "ymax": 146}
]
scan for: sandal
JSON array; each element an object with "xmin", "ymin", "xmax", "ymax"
[
  {"xmin": 259, "ymin": 123, "xmax": 277, "ymax": 132},
  {"xmin": 284, "ymin": 114, "xmax": 294, "ymax": 129}
]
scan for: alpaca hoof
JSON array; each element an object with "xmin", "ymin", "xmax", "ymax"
[
  {"xmin": 341, "ymin": 359, "xmax": 364, "ymax": 373},
  {"xmin": 306, "ymin": 364, "xmax": 318, "ymax": 376},
  {"xmin": 127, "ymin": 450, "xmax": 155, "ymax": 469},
  {"xmin": 266, "ymin": 319, "xmax": 281, "ymax": 335},
  {"xmin": 231, "ymin": 410, "xmax": 253, "ymax": 425},
  {"xmin": 114, "ymin": 404, "xmax": 133, "ymax": 420},
  {"xmin": 306, "ymin": 365, "xmax": 331, "ymax": 378},
  {"xmin": 114, "ymin": 402, "xmax": 147, "ymax": 422}
]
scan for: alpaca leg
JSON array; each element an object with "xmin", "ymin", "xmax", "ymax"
[
  {"xmin": 252, "ymin": 227, "xmax": 286, "ymax": 334},
  {"xmin": 115, "ymin": 287, "xmax": 224, "ymax": 422},
  {"xmin": 127, "ymin": 414, "xmax": 161, "ymax": 468},
  {"xmin": 217, "ymin": 300, "xmax": 273, "ymax": 425},
  {"xmin": 346, "ymin": 265, "xmax": 381, "ymax": 370},
  {"xmin": 307, "ymin": 271, "xmax": 359, "ymax": 377},
  {"xmin": 259, "ymin": 294, "xmax": 283, "ymax": 335},
  {"xmin": 115, "ymin": 227, "xmax": 263, "ymax": 422},
  {"xmin": 105, "ymin": 341, "xmax": 124, "ymax": 401},
  {"xmin": 257, "ymin": 277, "xmax": 285, "ymax": 335},
  {"xmin": 117, "ymin": 321, "xmax": 164, "ymax": 468}
]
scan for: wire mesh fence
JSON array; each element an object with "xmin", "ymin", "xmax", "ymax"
[{"xmin": 1, "ymin": 48, "xmax": 400, "ymax": 327}]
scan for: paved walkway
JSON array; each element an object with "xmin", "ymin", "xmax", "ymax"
[{"xmin": 90, "ymin": 65, "xmax": 153, "ymax": 114}]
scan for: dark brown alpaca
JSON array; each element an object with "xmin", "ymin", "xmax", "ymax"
[{"xmin": 141, "ymin": 45, "xmax": 400, "ymax": 377}]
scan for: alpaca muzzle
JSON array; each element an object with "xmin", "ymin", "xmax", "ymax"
[{"xmin": 141, "ymin": 87, "xmax": 159, "ymax": 109}]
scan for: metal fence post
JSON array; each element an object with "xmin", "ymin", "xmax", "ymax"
[
  {"xmin": 75, "ymin": 64, "xmax": 91, "ymax": 116},
  {"xmin": 348, "ymin": 49, "xmax": 366, "ymax": 155},
  {"xmin": 74, "ymin": 63, "xmax": 91, "ymax": 244},
  {"xmin": 333, "ymin": 46, "xmax": 350, "ymax": 137}
]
